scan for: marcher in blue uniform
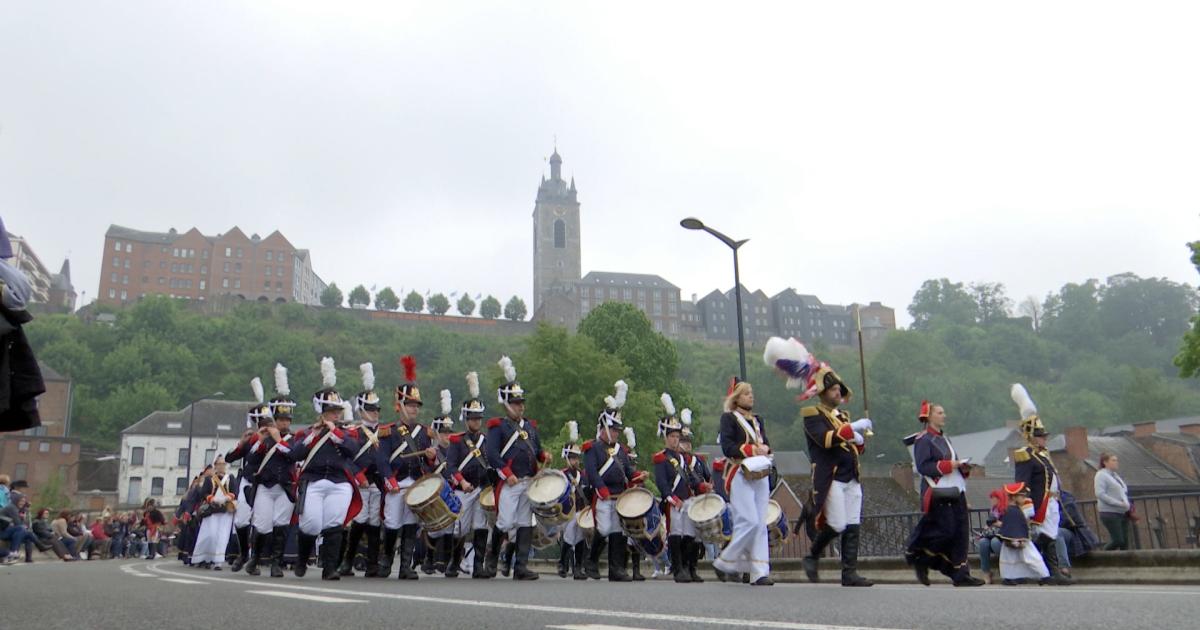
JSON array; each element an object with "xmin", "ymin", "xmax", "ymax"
[
  {"xmin": 223, "ymin": 378, "xmax": 271, "ymax": 573},
  {"xmin": 678, "ymin": 416, "xmax": 711, "ymax": 582},
  {"xmin": 245, "ymin": 380, "xmax": 294, "ymax": 578},
  {"xmin": 485, "ymin": 356, "xmax": 550, "ymax": 581},
  {"xmin": 286, "ymin": 357, "xmax": 362, "ymax": 580},
  {"xmin": 556, "ymin": 421, "xmax": 587, "ymax": 580},
  {"xmin": 904, "ymin": 401, "xmax": 985, "ymax": 586},
  {"xmin": 425, "ymin": 396, "xmax": 459, "ymax": 576},
  {"xmin": 582, "ymin": 380, "xmax": 647, "ymax": 582},
  {"xmin": 446, "ymin": 371, "xmax": 494, "ymax": 579},
  {"xmin": 337, "ymin": 362, "xmax": 386, "ymax": 578},
  {"xmin": 653, "ymin": 393, "xmax": 705, "ymax": 583},
  {"xmin": 1011, "ymin": 384, "xmax": 1075, "ymax": 586}
]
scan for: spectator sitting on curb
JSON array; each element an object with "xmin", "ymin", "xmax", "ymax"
[{"xmin": 31, "ymin": 508, "xmax": 73, "ymax": 562}]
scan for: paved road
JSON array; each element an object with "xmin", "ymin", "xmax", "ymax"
[{"xmin": 4, "ymin": 559, "xmax": 1200, "ymax": 630}]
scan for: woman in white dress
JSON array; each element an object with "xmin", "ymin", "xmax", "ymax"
[{"xmin": 192, "ymin": 456, "xmax": 237, "ymax": 570}]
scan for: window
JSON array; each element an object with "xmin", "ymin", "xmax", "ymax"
[
  {"xmin": 200, "ymin": 265, "xmax": 207, "ymax": 274},
  {"xmin": 108, "ymin": 288, "xmax": 116, "ymax": 299},
  {"xmin": 225, "ymin": 247, "xmax": 232, "ymax": 257},
  {"xmin": 275, "ymin": 281, "xmax": 282, "ymax": 290},
  {"xmin": 199, "ymin": 280, "xmax": 206, "ymax": 291},
  {"xmin": 60, "ymin": 443, "xmax": 71, "ymax": 454},
  {"xmin": 120, "ymin": 290, "xmax": 127, "ymax": 300},
  {"xmin": 178, "ymin": 448, "xmax": 189, "ymax": 466},
  {"xmin": 204, "ymin": 449, "xmax": 216, "ymax": 464},
  {"xmin": 236, "ymin": 248, "xmax": 243, "ymax": 258},
  {"xmin": 266, "ymin": 251, "xmax": 273, "ymax": 261},
  {"xmin": 14, "ymin": 462, "xmax": 29, "ymax": 480},
  {"xmin": 151, "ymin": 477, "xmax": 164, "ymax": 496},
  {"xmin": 131, "ymin": 446, "xmax": 145, "ymax": 466},
  {"xmin": 553, "ymin": 219, "xmax": 566, "ymax": 248},
  {"xmin": 234, "ymin": 262, "xmax": 242, "ymax": 273},
  {"xmin": 38, "ymin": 441, "xmax": 50, "ymax": 453},
  {"xmin": 277, "ymin": 266, "xmax": 283, "ymax": 276},
  {"xmin": 222, "ymin": 278, "xmax": 229, "ymax": 288},
  {"xmin": 223, "ymin": 262, "xmax": 230, "ymax": 273},
  {"xmin": 124, "ymin": 259, "xmax": 130, "ymax": 269},
  {"xmin": 112, "ymin": 256, "xmax": 120, "ymax": 268},
  {"xmin": 234, "ymin": 279, "xmax": 241, "ymax": 289},
  {"xmin": 176, "ymin": 477, "xmax": 189, "ymax": 495},
  {"xmin": 110, "ymin": 272, "xmax": 118, "ymax": 283},
  {"xmin": 122, "ymin": 274, "xmax": 129, "ymax": 285},
  {"xmin": 126, "ymin": 243, "xmax": 132, "ymax": 253},
  {"xmin": 264, "ymin": 280, "xmax": 272, "ymax": 290},
  {"xmin": 127, "ymin": 477, "xmax": 142, "ymax": 504},
  {"xmin": 153, "ymin": 447, "xmax": 166, "ymax": 467},
  {"xmin": 202, "ymin": 250, "xmax": 209, "ymax": 259},
  {"xmin": 114, "ymin": 241, "xmax": 122, "ymax": 252},
  {"xmin": 265, "ymin": 265, "xmax": 272, "ymax": 276},
  {"xmin": 157, "ymin": 277, "xmax": 165, "ymax": 285},
  {"xmin": 17, "ymin": 440, "xmax": 29, "ymax": 452}
]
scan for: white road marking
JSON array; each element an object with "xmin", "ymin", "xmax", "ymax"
[
  {"xmin": 159, "ymin": 578, "xmax": 207, "ymax": 585},
  {"xmin": 120, "ymin": 565, "xmax": 154, "ymax": 577},
  {"xmin": 146, "ymin": 562, "xmax": 907, "ymax": 630},
  {"xmin": 549, "ymin": 625, "xmax": 661, "ymax": 630},
  {"xmin": 245, "ymin": 590, "xmax": 366, "ymax": 604}
]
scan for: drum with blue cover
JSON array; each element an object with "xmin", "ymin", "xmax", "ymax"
[{"xmin": 616, "ymin": 487, "xmax": 663, "ymax": 540}]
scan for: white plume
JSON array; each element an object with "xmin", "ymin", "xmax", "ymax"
[
  {"xmin": 499, "ymin": 356, "xmax": 516, "ymax": 382},
  {"xmin": 466, "ymin": 371, "xmax": 480, "ymax": 399},
  {"xmin": 1011, "ymin": 383, "xmax": 1038, "ymax": 418},
  {"xmin": 612, "ymin": 380, "xmax": 628, "ymax": 409},
  {"xmin": 320, "ymin": 357, "xmax": 336, "ymax": 388},
  {"xmin": 604, "ymin": 395, "xmax": 616, "ymax": 408},
  {"xmin": 624, "ymin": 427, "xmax": 636, "ymax": 449},
  {"xmin": 274, "ymin": 363, "xmax": 290, "ymax": 396},
  {"xmin": 360, "ymin": 362, "xmax": 375, "ymax": 391},
  {"xmin": 660, "ymin": 392, "xmax": 676, "ymax": 417},
  {"xmin": 568, "ymin": 420, "xmax": 579, "ymax": 443},
  {"xmin": 341, "ymin": 400, "xmax": 354, "ymax": 422},
  {"xmin": 681, "ymin": 409, "xmax": 693, "ymax": 426},
  {"xmin": 250, "ymin": 377, "xmax": 264, "ymax": 404},
  {"xmin": 763, "ymin": 336, "xmax": 815, "ymax": 389},
  {"xmin": 440, "ymin": 389, "xmax": 453, "ymax": 416}
]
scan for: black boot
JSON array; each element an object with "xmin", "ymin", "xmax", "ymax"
[
  {"xmin": 513, "ymin": 527, "xmax": 539, "ymax": 580},
  {"xmin": 246, "ymin": 529, "xmax": 267, "ymax": 576},
  {"xmin": 630, "ymin": 545, "xmax": 645, "ymax": 581},
  {"xmin": 397, "ymin": 525, "xmax": 419, "ymax": 580},
  {"xmin": 445, "ymin": 538, "xmax": 462, "ymax": 578},
  {"xmin": 321, "ymin": 527, "xmax": 343, "ymax": 580},
  {"xmin": 686, "ymin": 537, "xmax": 704, "ymax": 583},
  {"xmin": 669, "ymin": 536, "xmax": 690, "ymax": 582},
  {"xmin": 500, "ymin": 539, "xmax": 516, "ymax": 577},
  {"xmin": 803, "ymin": 526, "xmax": 839, "ymax": 583},
  {"xmin": 363, "ymin": 525, "xmax": 382, "ymax": 577},
  {"xmin": 379, "ymin": 528, "xmax": 398, "ymax": 578},
  {"xmin": 339, "ymin": 522, "xmax": 364, "ymax": 577},
  {"xmin": 1037, "ymin": 534, "xmax": 1075, "ymax": 586},
  {"xmin": 607, "ymin": 534, "xmax": 631, "ymax": 582},
  {"xmin": 573, "ymin": 542, "xmax": 588, "ymax": 580},
  {"xmin": 557, "ymin": 542, "xmax": 571, "ymax": 578},
  {"xmin": 472, "ymin": 529, "xmax": 491, "ymax": 578},
  {"xmin": 295, "ymin": 533, "xmax": 316, "ymax": 578},
  {"xmin": 481, "ymin": 527, "xmax": 503, "ymax": 579},
  {"xmin": 421, "ymin": 536, "xmax": 437, "ymax": 575},
  {"xmin": 231, "ymin": 525, "xmax": 251, "ymax": 572},
  {"xmin": 433, "ymin": 535, "xmax": 449, "ymax": 574},
  {"xmin": 269, "ymin": 527, "xmax": 285, "ymax": 578},
  {"xmin": 840, "ymin": 525, "xmax": 873, "ymax": 587},
  {"xmin": 586, "ymin": 535, "xmax": 606, "ymax": 580}
]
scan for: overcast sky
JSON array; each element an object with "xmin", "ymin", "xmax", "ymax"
[{"xmin": 3, "ymin": 2, "xmax": 1198, "ymax": 326}]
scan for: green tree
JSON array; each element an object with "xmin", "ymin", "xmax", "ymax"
[
  {"xmin": 456, "ymin": 293, "xmax": 476, "ymax": 316},
  {"xmin": 320, "ymin": 283, "xmax": 344, "ymax": 308},
  {"xmin": 578, "ymin": 302, "xmax": 679, "ymax": 394},
  {"xmin": 1120, "ymin": 367, "xmax": 1178, "ymax": 422},
  {"xmin": 33, "ymin": 471, "xmax": 71, "ymax": 512},
  {"xmin": 1042, "ymin": 280, "xmax": 1102, "ymax": 350},
  {"xmin": 970, "ymin": 282, "xmax": 1013, "ymax": 324},
  {"xmin": 479, "ymin": 296, "xmax": 502, "ymax": 319},
  {"xmin": 402, "ymin": 291, "xmax": 425, "ymax": 313},
  {"xmin": 348, "ymin": 285, "xmax": 371, "ymax": 307},
  {"xmin": 1100, "ymin": 273, "xmax": 1197, "ymax": 347},
  {"xmin": 503, "ymin": 296, "xmax": 527, "ymax": 321},
  {"xmin": 428, "ymin": 293, "xmax": 451, "ymax": 315},
  {"xmin": 374, "ymin": 287, "xmax": 400, "ymax": 311},
  {"xmin": 908, "ymin": 279, "xmax": 978, "ymax": 330}
]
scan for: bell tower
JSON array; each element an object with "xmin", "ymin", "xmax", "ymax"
[{"xmin": 532, "ymin": 147, "xmax": 581, "ymax": 317}]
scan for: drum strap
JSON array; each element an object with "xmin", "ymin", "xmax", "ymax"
[
  {"xmin": 460, "ymin": 435, "xmax": 489, "ymax": 471},
  {"xmin": 598, "ymin": 445, "xmax": 619, "ymax": 477},
  {"xmin": 354, "ymin": 425, "xmax": 379, "ymax": 461},
  {"xmin": 733, "ymin": 411, "xmax": 763, "ymax": 445},
  {"xmin": 670, "ymin": 455, "xmax": 684, "ymax": 493},
  {"xmin": 433, "ymin": 462, "xmax": 446, "ymax": 476},
  {"xmin": 499, "ymin": 420, "xmax": 525, "ymax": 458},
  {"xmin": 300, "ymin": 431, "xmax": 333, "ymax": 474},
  {"xmin": 256, "ymin": 440, "xmax": 282, "ymax": 476}
]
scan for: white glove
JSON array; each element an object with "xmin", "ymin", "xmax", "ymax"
[
  {"xmin": 852, "ymin": 431, "xmax": 865, "ymax": 446},
  {"xmin": 850, "ymin": 418, "xmax": 873, "ymax": 433}
]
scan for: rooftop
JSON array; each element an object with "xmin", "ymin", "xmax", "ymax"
[
  {"xmin": 123, "ymin": 399, "xmax": 255, "ymax": 437},
  {"xmin": 580, "ymin": 271, "xmax": 679, "ymax": 290}
]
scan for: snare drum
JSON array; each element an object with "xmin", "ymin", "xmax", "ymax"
[
  {"xmin": 766, "ymin": 499, "xmax": 789, "ymax": 548},
  {"xmin": 405, "ymin": 474, "xmax": 461, "ymax": 532},
  {"xmin": 687, "ymin": 493, "xmax": 731, "ymax": 545},
  {"xmin": 479, "ymin": 486, "xmax": 497, "ymax": 525},
  {"xmin": 740, "ymin": 454, "xmax": 773, "ymax": 481},
  {"xmin": 527, "ymin": 470, "xmax": 575, "ymax": 526},
  {"xmin": 615, "ymin": 487, "xmax": 663, "ymax": 540},
  {"xmin": 576, "ymin": 506, "xmax": 596, "ymax": 542}
]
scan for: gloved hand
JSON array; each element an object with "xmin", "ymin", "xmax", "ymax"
[
  {"xmin": 852, "ymin": 431, "xmax": 865, "ymax": 446},
  {"xmin": 850, "ymin": 418, "xmax": 873, "ymax": 433}
]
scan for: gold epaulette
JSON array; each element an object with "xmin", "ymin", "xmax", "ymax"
[
  {"xmin": 1012, "ymin": 447, "xmax": 1032, "ymax": 463},
  {"xmin": 378, "ymin": 425, "xmax": 392, "ymax": 438},
  {"xmin": 801, "ymin": 406, "xmax": 821, "ymax": 419}
]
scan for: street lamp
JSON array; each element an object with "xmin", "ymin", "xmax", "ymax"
[
  {"xmin": 185, "ymin": 392, "xmax": 224, "ymax": 481},
  {"xmin": 680, "ymin": 217, "xmax": 750, "ymax": 381}
]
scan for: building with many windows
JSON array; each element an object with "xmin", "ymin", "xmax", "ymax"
[
  {"xmin": 98, "ymin": 225, "xmax": 326, "ymax": 307},
  {"xmin": 4, "ymin": 232, "xmax": 76, "ymax": 313}
]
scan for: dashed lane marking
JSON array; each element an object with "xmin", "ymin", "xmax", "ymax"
[
  {"xmin": 549, "ymin": 625, "xmax": 661, "ymax": 630},
  {"xmin": 245, "ymin": 590, "xmax": 367, "ymax": 604},
  {"xmin": 146, "ymin": 562, "xmax": 908, "ymax": 630},
  {"xmin": 159, "ymin": 578, "xmax": 207, "ymax": 585}
]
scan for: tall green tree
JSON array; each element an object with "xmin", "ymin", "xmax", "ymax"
[
  {"xmin": 402, "ymin": 291, "xmax": 425, "ymax": 313},
  {"xmin": 503, "ymin": 296, "xmax": 527, "ymax": 321},
  {"xmin": 908, "ymin": 279, "xmax": 978, "ymax": 330},
  {"xmin": 1042, "ymin": 280, "xmax": 1102, "ymax": 349},
  {"xmin": 970, "ymin": 281, "xmax": 1012, "ymax": 324},
  {"xmin": 480, "ymin": 296, "xmax": 502, "ymax": 319},
  {"xmin": 428, "ymin": 293, "xmax": 451, "ymax": 315},
  {"xmin": 578, "ymin": 302, "xmax": 679, "ymax": 395},
  {"xmin": 456, "ymin": 293, "xmax": 476, "ymax": 316},
  {"xmin": 348, "ymin": 285, "xmax": 371, "ymax": 307},
  {"xmin": 374, "ymin": 287, "xmax": 400, "ymax": 311},
  {"xmin": 319, "ymin": 283, "xmax": 344, "ymax": 308},
  {"xmin": 1100, "ymin": 273, "xmax": 1197, "ymax": 347}
]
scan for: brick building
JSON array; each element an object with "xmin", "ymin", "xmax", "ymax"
[
  {"xmin": 0, "ymin": 363, "xmax": 80, "ymax": 494},
  {"xmin": 4, "ymin": 232, "xmax": 76, "ymax": 313},
  {"xmin": 98, "ymin": 225, "xmax": 327, "ymax": 307}
]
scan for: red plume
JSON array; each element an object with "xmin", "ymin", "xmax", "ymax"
[
  {"xmin": 401, "ymin": 355, "xmax": 417, "ymax": 383},
  {"xmin": 918, "ymin": 400, "xmax": 931, "ymax": 421},
  {"xmin": 726, "ymin": 376, "xmax": 740, "ymax": 396}
]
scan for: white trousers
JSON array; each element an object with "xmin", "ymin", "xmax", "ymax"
[
  {"xmin": 667, "ymin": 500, "xmax": 696, "ymax": 538},
  {"xmin": 454, "ymin": 488, "xmax": 489, "ymax": 536},
  {"xmin": 825, "ymin": 480, "xmax": 863, "ymax": 533},
  {"xmin": 353, "ymin": 486, "xmax": 382, "ymax": 527},
  {"xmin": 234, "ymin": 478, "xmax": 254, "ymax": 529},
  {"xmin": 251, "ymin": 484, "xmax": 294, "ymax": 534},
  {"xmin": 496, "ymin": 479, "xmax": 532, "ymax": 536},
  {"xmin": 1034, "ymin": 498, "xmax": 1061, "ymax": 540},
  {"xmin": 714, "ymin": 471, "xmax": 770, "ymax": 581},
  {"xmin": 595, "ymin": 498, "xmax": 622, "ymax": 537},
  {"xmin": 192, "ymin": 512, "xmax": 233, "ymax": 565},
  {"xmin": 383, "ymin": 480, "xmax": 420, "ymax": 530},
  {"xmin": 561, "ymin": 513, "xmax": 585, "ymax": 545},
  {"xmin": 299, "ymin": 479, "xmax": 353, "ymax": 535}
]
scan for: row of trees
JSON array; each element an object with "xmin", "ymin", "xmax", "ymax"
[{"xmin": 320, "ymin": 283, "xmax": 527, "ymax": 320}]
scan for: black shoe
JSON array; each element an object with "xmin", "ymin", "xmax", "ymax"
[
  {"xmin": 500, "ymin": 539, "xmax": 516, "ymax": 578},
  {"xmin": 915, "ymin": 564, "xmax": 930, "ymax": 586},
  {"xmin": 1002, "ymin": 578, "xmax": 1022, "ymax": 586},
  {"xmin": 269, "ymin": 527, "xmax": 286, "ymax": 578},
  {"xmin": 802, "ymin": 556, "xmax": 819, "ymax": 583},
  {"xmin": 685, "ymin": 538, "xmax": 704, "ymax": 583},
  {"xmin": 585, "ymin": 536, "xmax": 605, "ymax": 580},
  {"xmin": 741, "ymin": 573, "xmax": 750, "ymax": 584},
  {"xmin": 321, "ymin": 528, "xmax": 343, "ymax": 581},
  {"xmin": 714, "ymin": 568, "xmax": 727, "ymax": 582},
  {"xmin": 630, "ymin": 547, "xmax": 645, "ymax": 582},
  {"xmin": 954, "ymin": 576, "xmax": 986, "ymax": 587},
  {"xmin": 668, "ymin": 537, "xmax": 691, "ymax": 583},
  {"xmin": 379, "ymin": 528, "xmax": 399, "ymax": 579},
  {"xmin": 607, "ymin": 534, "xmax": 631, "ymax": 582},
  {"xmin": 557, "ymin": 543, "xmax": 571, "ymax": 578},
  {"xmin": 471, "ymin": 530, "xmax": 491, "ymax": 579},
  {"xmin": 231, "ymin": 526, "xmax": 251, "ymax": 573},
  {"xmin": 752, "ymin": 576, "xmax": 775, "ymax": 586},
  {"xmin": 839, "ymin": 525, "xmax": 873, "ymax": 587},
  {"xmin": 512, "ymin": 527, "xmax": 539, "ymax": 581},
  {"xmin": 573, "ymin": 543, "xmax": 588, "ymax": 580},
  {"xmin": 295, "ymin": 534, "xmax": 316, "ymax": 578},
  {"xmin": 396, "ymin": 525, "xmax": 420, "ymax": 580}
]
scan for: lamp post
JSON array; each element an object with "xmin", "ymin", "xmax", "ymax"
[
  {"xmin": 185, "ymin": 392, "xmax": 224, "ymax": 481},
  {"xmin": 680, "ymin": 217, "xmax": 749, "ymax": 382}
]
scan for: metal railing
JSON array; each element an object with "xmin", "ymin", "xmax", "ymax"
[{"xmin": 769, "ymin": 492, "xmax": 1200, "ymax": 559}]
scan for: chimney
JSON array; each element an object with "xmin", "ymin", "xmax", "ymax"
[
  {"xmin": 1133, "ymin": 421, "xmax": 1158, "ymax": 438},
  {"xmin": 891, "ymin": 462, "xmax": 915, "ymax": 494},
  {"xmin": 1179, "ymin": 423, "xmax": 1200, "ymax": 437},
  {"xmin": 1064, "ymin": 426, "xmax": 1089, "ymax": 460}
]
